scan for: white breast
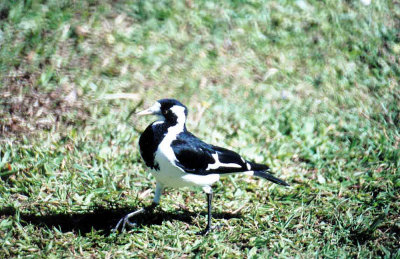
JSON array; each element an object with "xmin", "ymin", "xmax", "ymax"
[{"xmin": 152, "ymin": 120, "xmax": 220, "ymax": 188}]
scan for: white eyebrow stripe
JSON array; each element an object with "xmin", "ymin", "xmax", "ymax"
[{"xmin": 206, "ymin": 153, "xmax": 242, "ymax": 170}]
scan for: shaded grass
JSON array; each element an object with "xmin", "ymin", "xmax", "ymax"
[
  {"xmin": 1, "ymin": 0, "xmax": 400, "ymax": 257},
  {"xmin": 0, "ymin": 205, "xmax": 241, "ymax": 235}
]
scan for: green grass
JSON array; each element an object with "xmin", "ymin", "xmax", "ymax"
[{"xmin": 1, "ymin": 0, "xmax": 399, "ymax": 257}]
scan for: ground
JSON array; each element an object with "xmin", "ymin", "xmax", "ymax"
[{"xmin": 0, "ymin": 0, "xmax": 399, "ymax": 257}]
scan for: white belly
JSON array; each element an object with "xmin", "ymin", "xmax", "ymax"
[
  {"xmin": 151, "ymin": 119, "xmax": 220, "ymax": 188},
  {"xmin": 153, "ymin": 140, "xmax": 220, "ymax": 188}
]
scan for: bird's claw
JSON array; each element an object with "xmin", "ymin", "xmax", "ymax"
[
  {"xmin": 196, "ymin": 224, "xmax": 222, "ymax": 236},
  {"xmin": 111, "ymin": 215, "xmax": 138, "ymax": 233},
  {"xmin": 112, "ymin": 207, "xmax": 146, "ymax": 233}
]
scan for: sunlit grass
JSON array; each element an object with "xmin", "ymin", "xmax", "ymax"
[{"xmin": 1, "ymin": 0, "xmax": 399, "ymax": 257}]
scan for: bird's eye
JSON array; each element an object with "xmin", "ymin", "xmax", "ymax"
[{"xmin": 162, "ymin": 109, "xmax": 168, "ymax": 115}]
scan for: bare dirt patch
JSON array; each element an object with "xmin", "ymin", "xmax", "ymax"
[{"xmin": 0, "ymin": 71, "xmax": 88, "ymax": 138}]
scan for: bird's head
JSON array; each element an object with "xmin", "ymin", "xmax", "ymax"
[{"xmin": 137, "ymin": 99, "xmax": 188, "ymax": 125}]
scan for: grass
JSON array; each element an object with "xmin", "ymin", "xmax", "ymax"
[{"xmin": 1, "ymin": 0, "xmax": 399, "ymax": 257}]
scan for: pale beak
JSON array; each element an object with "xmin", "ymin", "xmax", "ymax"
[
  {"xmin": 136, "ymin": 102, "xmax": 161, "ymax": 117},
  {"xmin": 136, "ymin": 108, "xmax": 155, "ymax": 116}
]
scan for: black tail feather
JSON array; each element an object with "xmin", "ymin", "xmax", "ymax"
[
  {"xmin": 254, "ymin": 170, "xmax": 290, "ymax": 187},
  {"xmin": 248, "ymin": 161, "xmax": 270, "ymax": 171}
]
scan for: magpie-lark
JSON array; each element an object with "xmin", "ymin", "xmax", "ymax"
[{"xmin": 113, "ymin": 99, "xmax": 289, "ymax": 235}]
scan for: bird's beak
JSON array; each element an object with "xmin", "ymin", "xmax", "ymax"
[
  {"xmin": 136, "ymin": 108, "xmax": 155, "ymax": 116},
  {"xmin": 136, "ymin": 102, "xmax": 161, "ymax": 116}
]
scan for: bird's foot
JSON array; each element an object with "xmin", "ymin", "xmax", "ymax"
[
  {"xmin": 196, "ymin": 224, "xmax": 222, "ymax": 236},
  {"xmin": 112, "ymin": 203, "xmax": 157, "ymax": 233}
]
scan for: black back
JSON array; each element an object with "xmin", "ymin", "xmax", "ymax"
[{"xmin": 171, "ymin": 131, "xmax": 250, "ymax": 175}]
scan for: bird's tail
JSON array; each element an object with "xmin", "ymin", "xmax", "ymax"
[
  {"xmin": 248, "ymin": 162, "xmax": 290, "ymax": 187},
  {"xmin": 254, "ymin": 171, "xmax": 290, "ymax": 186}
]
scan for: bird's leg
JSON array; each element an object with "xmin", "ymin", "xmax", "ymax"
[
  {"xmin": 204, "ymin": 192, "xmax": 213, "ymax": 234},
  {"xmin": 197, "ymin": 187, "xmax": 214, "ymax": 235},
  {"xmin": 112, "ymin": 182, "xmax": 163, "ymax": 233}
]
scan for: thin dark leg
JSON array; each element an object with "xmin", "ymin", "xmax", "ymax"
[
  {"xmin": 112, "ymin": 202, "xmax": 157, "ymax": 233},
  {"xmin": 206, "ymin": 192, "xmax": 213, "ymax": 231},
  {"xmin": 198, "ymin": 192, "xmax": 213, "ymax": 235}
]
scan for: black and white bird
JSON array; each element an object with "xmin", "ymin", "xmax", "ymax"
[{"xmin": 113, "ymin": 99, "xmax": 289, "ymax": 235}]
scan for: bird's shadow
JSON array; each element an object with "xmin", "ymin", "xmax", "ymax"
[{"xmin": 0, "ymin": 205, "xmax": 242, "ymax": 235}]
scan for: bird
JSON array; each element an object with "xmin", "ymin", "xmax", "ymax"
[{"xmin": 113, "ymin": 98, "xmax": 289, "ymax": 235}]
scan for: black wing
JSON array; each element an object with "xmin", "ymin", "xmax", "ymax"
[
  {"xmin": 171, "ymin": 132, "xmax": 254, "ymax": 175},
  {"xmin": 171, "ymin": 131, "xmax": 290, "ymax": 186}
]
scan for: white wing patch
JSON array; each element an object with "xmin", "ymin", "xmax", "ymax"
[
  {"xmin": 206, "ymin": 153, "xmax": 242, "ymax": 170},
  {"xmin": 246, "ymin": 162, "xmax": 251, "ymax": 170},
  {"xmin": 153, "ymin": 121, "xmax": 164, "ymax": 126}
]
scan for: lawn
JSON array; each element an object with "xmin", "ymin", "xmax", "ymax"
[{"xmin": 0, "ymin": 0, "xmax": 399, "ymax": 257}]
